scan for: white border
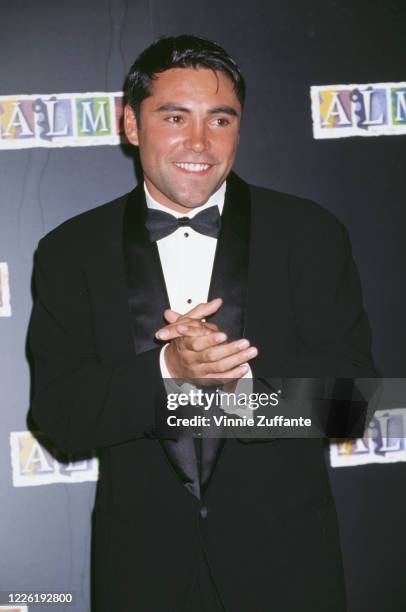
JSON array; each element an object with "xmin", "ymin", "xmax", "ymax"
[
  {"xmin": 0, "ymin": 91, "xmax": 123, "ymax": 149},
  {"xmin": 310, "ymin": 81, "xmax": 406, "ymax": 139},
  {"xmin": 10, "ymin": 431, "xmax": 99, "ymax": 487},
  {"xmin": 0, "ymin": 262, "xmax": 11, "ymax": 317},
  {"xmin": 330, "ymin": 408, "xmax": 406, "ymax": 467}
]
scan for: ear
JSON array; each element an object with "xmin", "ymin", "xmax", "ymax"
[{"xmin": 124, "ymin": 104, "xmax": 139, "ymax": 146}]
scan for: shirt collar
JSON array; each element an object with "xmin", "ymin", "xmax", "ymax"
[{"xmin": 143, "ymin": 180, "xmax": 226, "ymax": 218}]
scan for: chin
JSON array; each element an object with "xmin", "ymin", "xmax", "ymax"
[
  {"xmin": 176, "ymin": 191, "xmax": 211, "ymax": 209},
  {"xmin": 186, "ymin": 198, "xmax": 210, "ymax": 209}
]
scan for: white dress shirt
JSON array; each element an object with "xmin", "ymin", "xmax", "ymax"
[
  {"xmin": 144, "ymin": 180, "xmax": 226, "ymax": 315},
  {"xmin": 143, "ymin": 181, "xmax": 253, "ymax": 395}
]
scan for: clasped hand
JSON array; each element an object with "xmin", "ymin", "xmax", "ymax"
[{"xmin": 155, "ymin": 297, "xmax": 258, "ymax": 386}]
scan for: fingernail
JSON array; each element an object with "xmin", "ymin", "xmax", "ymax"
[
  {"xmin": 240, "ymin": 364, "xmax": 249, "ymax": 372},
  {"xmin": 237, "ymin": 339, "xmax": 250, "ymax": 349},
  {"xmin": 177, "ymin": 324, "xmax": 188, "ymax": 332},
  {"xmin": 156, "ymin": 330, "xmax": 168, "ymax": 340},
  {"xmin": 247, "ymin": 347, "xmax": 258, "ymax": 357},
  {"xmin": 215, "ymin": 333, "xmax": 227, "ymax": 342}
]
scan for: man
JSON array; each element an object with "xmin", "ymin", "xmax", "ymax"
[{"xmin": 29, "ymin": 35, "xmax": 378, "ymax": 611}]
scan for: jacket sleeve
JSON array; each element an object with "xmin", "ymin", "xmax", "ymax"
[
  {"xmin": 29, "ymin": 236, "xmax": 164, "ymax": 455},
  {"xmin": 289, "ymin": 213, "xmax": 379, "ymax": 378},
  {"xmin": 248, "ymin": 213, "xmax": 380, "ymax": 441}
]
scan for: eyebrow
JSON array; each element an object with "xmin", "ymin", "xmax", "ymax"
[{"xmin": 153, "ymin": 103, "xmax": 239, "ymax": 117}]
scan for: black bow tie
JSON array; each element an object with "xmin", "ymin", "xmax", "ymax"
[{"xmin": 145, "ymin": 205, "xmax": 221, "ymax": 242}]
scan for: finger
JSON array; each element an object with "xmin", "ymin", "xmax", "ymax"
[
  {"xmin": 199, "ymin": 364, "xmax": 250, "ymax": 386},
  {"xmin": 201, "ymin": 338, "xmax": 252, "ymax": 362},
  {"xmin": 201, "ymin": 322, "xmax": 218, "ymax": 331},
  {"xmin": 155, "ymin": 318, "xmax": 218, "ymax": 340},
  {"xmin": 164, "ymin": 298, "xmax": 222, "ymax": 325},
  {"xmin": 168, "ymin": 325, "xmax": 215, "ymax": 341},
  {"xmin": 181, "ymin": 331, "xmax": 228, "ymax": 352},
  {"xmin": 176, "ymin": 319, "xmax": 218, "ymax": 331},
  {"xmin": 182, "ymin": 298, "xmax": 223, "ymax": 321},
  {"xmin": 176, "ymin": 324, "xmax": 222, "ymax": 337},
  {"xmin": 176, "ymin": 321, "xmax": 219, "ymax": 331},
  {"xmin": 203, "ymin": 346, "xmax": 258, "ymax": 375},
  {"xmin": 164, "ymin": 309, "xmax": 181, "ymax": 324},
  {"xmin": 155, "ymin": 319, "xmax": 213, "ymax": 341}
]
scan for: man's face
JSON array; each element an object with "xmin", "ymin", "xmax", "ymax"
[{"xmin": 124, "ymin": 67, "xmax": 242, "ymax": 213}]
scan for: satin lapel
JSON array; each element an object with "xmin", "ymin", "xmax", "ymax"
[
  {"xmin": 207, "ymin": 171, "xmax": 251, "ymax": 341},
  {"xmin": 159, "ymin": 437, "xmax": 201, "ymax": 500},
  {"xmin": 123, "ymin": 184, "xmax": 171, "ymax": 354},
  {"xmin": 200, "ymin": 437, "xmax": 225, "ymax": 497}
]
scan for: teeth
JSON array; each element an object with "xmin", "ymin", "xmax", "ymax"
[{"xmin": 174, "ymin": 162, "xmax": 210, "ymax": 172}]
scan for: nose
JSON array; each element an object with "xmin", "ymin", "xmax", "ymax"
[{"xmin": 183, "ymin": 121, "xmax": 210, "ymax": 153}]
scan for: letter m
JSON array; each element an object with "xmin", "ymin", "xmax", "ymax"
[
  {"xmin": 392, "ymin": 88, "xmax": 406, "ymax": 124},
  {"xmin": 77, "ymin": 97, "xmax": 111, "ymax": 135}
]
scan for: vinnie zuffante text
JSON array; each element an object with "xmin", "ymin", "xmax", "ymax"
[{"xmin": 165, "ymin": 389, "xmax": 312, "ymax": 429}]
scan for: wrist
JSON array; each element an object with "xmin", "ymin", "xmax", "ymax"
[{"xmin": 164, "ymin": 343, "xmax": 185, "ymax": 382}]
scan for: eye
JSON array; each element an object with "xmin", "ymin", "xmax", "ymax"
[
  {"xmin": 213, "ymin": 117, "xmax": 230, "ymax": 127},
  {"xmin": 165, "ymin": 115, "xmax": 184, "ymax": 124}
]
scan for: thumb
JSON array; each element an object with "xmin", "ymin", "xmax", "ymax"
[{"xmin": 164, "ymin": 309, "xmax": 181, "ymax": 323}]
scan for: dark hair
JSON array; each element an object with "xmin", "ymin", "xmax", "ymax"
[{"xmin": 124, "ymin": 35, "xmax": 246, "ymax": 125}]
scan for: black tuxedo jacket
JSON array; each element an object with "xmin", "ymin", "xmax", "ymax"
[{"xmin": 29, "ymin": 172, "xmax": 378, "ymax": 612}]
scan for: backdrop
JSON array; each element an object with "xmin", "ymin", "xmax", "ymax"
[{"xmin": 1, "ymin": 1, "xmax": 405, "ymax": 611}]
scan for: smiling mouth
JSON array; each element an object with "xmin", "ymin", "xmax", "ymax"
[{"xmin": 173, "ymin": 162, "xmax": 213, "ymax": 174}]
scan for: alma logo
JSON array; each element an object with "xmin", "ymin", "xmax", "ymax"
[
  {"xmin": 330, "ymin": 408, "xmax": 406, "ymax": 467},
  {"xmin": 10, "ymin": 431, "xmax": 98, "ymax": 487},
  {"xmin": 311, "ymin": 81, "xmax": 406, "ymax": 139},
  {"xmin": 0, "ymin": 92, "xmax": 125, "ymax": 150},
  {"xmin": 0, "ymin": 262, "xmax": 11, "ymax": 317}
]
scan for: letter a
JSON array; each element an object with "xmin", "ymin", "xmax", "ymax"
[{"xmin": 321, "ymin": 92, "xmax": 351, "ymax": 127}]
